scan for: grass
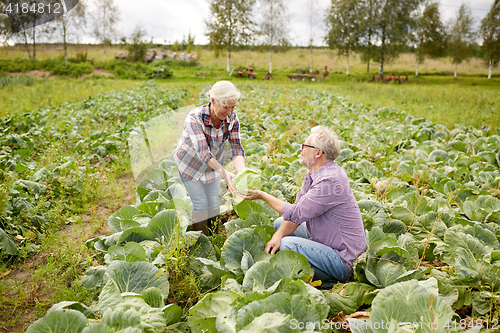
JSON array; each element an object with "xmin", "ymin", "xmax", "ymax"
[
  {"xmin": 0, "ymin": 44, "xmax": 126, "ymax": 63},
  {"xmin": 0, "ymin": 77, "xmax": 139, "ymax": 118},
  {"xmin": 315, "ymin": 78, "xmax": 500, "ymax": 130},
  {"xmin": 1, "ymin": 69, "xmax": 496, "ymax": 130},
  {"xmin": 152, "ymin": 73, "xmax": 500, "ymax": 130},
  {"xmin": 196, "ymin": 49, "xmax": 498, "ymax": 77}
]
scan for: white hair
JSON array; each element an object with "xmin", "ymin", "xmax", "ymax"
[
  {"xmin": 206, "ymin": 81, "xmax": 241, "ymax": 106},
  {"xmin": 310, "ymin": 126, "xmax": 341, "ymax": 161}
]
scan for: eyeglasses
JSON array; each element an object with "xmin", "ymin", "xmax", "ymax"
[{"xmin": 301, "ymin": 144, "xmax": 319, "ymax": 150}]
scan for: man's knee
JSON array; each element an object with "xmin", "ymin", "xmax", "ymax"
[
  {"xmin": 273, "ymin": 217, "xmax": 283, "ymax": 231},
  {"xmin": 279, "ymin": 237, "xmax": 296, "ymax": 252}
]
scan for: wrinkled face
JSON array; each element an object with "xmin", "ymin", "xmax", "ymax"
[
  {"xmin": 211, "ymin": 98, "xmax": 237, "ymax": 121},
  {"xmin": 299, "ymin": 135, "xmax": 319, "ymax": 168}
]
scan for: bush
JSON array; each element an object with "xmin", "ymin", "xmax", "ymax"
[
  {"xmin": 0, "ymin": 57, "xmax": 94, "ymax": 77},
  {"xmin": 146, "ymin": 63, "xmax": 172, "ymax": 79},
  {"xmin": 51, "ymin": 62, "xmax": 93, "ymax": 77},
  {"xmin": 154, "ymin": 58, "xmax": 198, "ymax": 68},
  {"xmin": 103, "ymin": 60, "xmax": 149, "ymax": 79},
  {"xmin": 0, "ymin": 74, "xmax": 34, "ymax": 87}
]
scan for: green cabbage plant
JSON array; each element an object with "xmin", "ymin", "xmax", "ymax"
[{"xmin": 233, "ymin": 169, "xmax": 261, "ymax": 203}]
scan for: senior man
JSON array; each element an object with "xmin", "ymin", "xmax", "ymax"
[{"xmin": 245, "ymin": 126, "xmax": 366, "ymax": 282}]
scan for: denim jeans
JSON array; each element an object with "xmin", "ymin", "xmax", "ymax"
[
  {"xmin": 179, "ymin": 173, "xmax": 221, "ymax": 213},
  {"xmin": 274, "ymin": 217, "xmax": 351, "ymax": 282}
]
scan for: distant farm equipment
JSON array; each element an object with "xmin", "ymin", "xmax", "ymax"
[
  {"xmin": 371, "ymin": 73, "xmax": 409, "ymax": 83},
  {"xmin": 236, "ymin": 67, "xmax": 256, "ymax": 79},
  {"xmin": 288, "ymin": 66, "xmax": 329, "ymax": 81}
]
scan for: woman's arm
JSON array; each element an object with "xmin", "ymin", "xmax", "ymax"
[
  {"xmin": 207, "ymin": 157, "xmax": 237, "ymax": 195},
  {"xmin": 228, "ymin": 115, "xmax": 246, "ymax": 174},
  {"xmin": 232, "ymin": 155, "xmax": 246, "ymax": 174}
]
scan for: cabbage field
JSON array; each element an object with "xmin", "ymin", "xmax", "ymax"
[{"xmin": 22, "ymin": 84, "xmax": 500, "ymax": 332}]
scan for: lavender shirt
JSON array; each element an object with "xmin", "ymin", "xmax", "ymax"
[{"xmin": 282, "ymin": 160, "xmax": 367, "ymax": 267}]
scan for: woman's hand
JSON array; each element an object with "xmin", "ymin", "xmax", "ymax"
[
  {"xmin": 243, "ymin": 189, "xmax": 264, "ymax": 200},
  {"xmin": 224, "ymin": 171, "xmax": 237, "ymax": 196}
]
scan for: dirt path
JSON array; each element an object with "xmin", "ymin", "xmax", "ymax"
[{"xmin": 0, "ymin": 172, "xmax": 137, "ymax": 333}]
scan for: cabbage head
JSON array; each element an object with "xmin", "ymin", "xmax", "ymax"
[{"xmin": 233, "ymin": 169, "xmax": 261, "ymax": 202}]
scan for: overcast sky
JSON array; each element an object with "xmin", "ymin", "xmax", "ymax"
[{"xmin": 99, "ymin": 0, "xmax": 494, "ymax": 46}]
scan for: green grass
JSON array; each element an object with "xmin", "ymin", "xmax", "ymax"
[
  {"xmin": 320, "ymin": 77, "xmax": 500, "ymax": 130},
  {"xmin": 154, "ymin": 70, "xmax": 500, "ymax": 130},
  {"xmin": 0, "ymin": 77, "xmax": 140, "ymax": 117},
  {"xmin": 1, "ymin": 65, "xmax": 498, "ymax": 131}
]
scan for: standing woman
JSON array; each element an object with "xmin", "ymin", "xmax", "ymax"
[{"xmin": 175, "ymin": 81, "xmax": 246, "ymax": 235}]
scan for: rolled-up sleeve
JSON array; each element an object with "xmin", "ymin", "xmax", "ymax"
[
  {"xmin": 282, "ymin": 179, "xmax": 341, "ymax": 225},
  {"xmin": 228, "ymin": 117, "xmax": 245, "ymax": 160},
  {"xmin": 185, "ymin": 114, "xmax": 214, "ymax": 164}
]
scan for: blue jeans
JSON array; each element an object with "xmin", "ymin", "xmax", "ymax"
[
  {"xmin": 179, "ymin": 173, "xmax": 221, "ymax": 213},
  {"xmin": 274, "ymin": 217, "xmax": 351, "ymax": 282}
]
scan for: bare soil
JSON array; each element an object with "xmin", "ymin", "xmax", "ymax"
[
  {"xmin": 90, "ymin": 68, "xmax": 115, "ymax": 77},
  {"xmin": 0, "ymin": 172, "xmax": 136, "ymax": 333}
]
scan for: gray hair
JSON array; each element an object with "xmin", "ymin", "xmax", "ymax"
[
  {"xmin": 206, "ymin": 81, "xmax": 241, "ymax": 106},
  {"xmin": 310, "ymin": 126, "xmax": 341, "ymax": 161}
]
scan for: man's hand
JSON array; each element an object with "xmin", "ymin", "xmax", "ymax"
[
  {"xmin": 264, "ymin": 236, "xmax": 282, "ymax": 254},
  {"xmin": 243, "ymin": 189, "xmax": 264, "ymax": 200},
  {"xmin": 244, "ymin": 189, "xmax": 285, "ymax": 215}
]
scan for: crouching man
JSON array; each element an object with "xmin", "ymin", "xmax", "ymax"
[{"xmin": 244, "ymin": 126, "xmax": 366, "ymax": 282}]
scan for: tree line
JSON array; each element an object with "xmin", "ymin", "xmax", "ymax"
[
  {"xmin": 206, "ymin": 0, "xmax": 500, "ymax": 78},
  {"xmin": 0, "ymin": 0, "xmax": 498, "ymax": 78},
  {"xmin": 0, "ymin": 0, "xmax": 119, "ymax": 63}
]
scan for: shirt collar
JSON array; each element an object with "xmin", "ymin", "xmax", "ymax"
[{"xmin": 310, "ymin": 160, "xmax": 336, "ymax": 182}]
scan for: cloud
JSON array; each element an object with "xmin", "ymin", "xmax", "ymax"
[
  {"xmin": 84, "ymin": 0, "xmax": 494, "ymax": 46},
  {"xmin": 116, "ymin": 0, "xmax": 209, "ymax": 44}
]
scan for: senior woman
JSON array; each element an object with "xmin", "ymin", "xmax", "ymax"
[{"xmin": 175, "ymin": 81, "xmax": 246, "ymax": 235}]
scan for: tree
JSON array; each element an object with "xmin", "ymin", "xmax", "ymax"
[
  {"xmin": 361, "ymin": 0, "xmax": 422, "ymax": 76},
  {"xmin": 205, "ymin": 0, "xmax": 256, "ymax": 72},
  {"xmin": 54, "ymin": 0, "xmax": 86, "ymax": 63},
  {"xmin": 306, "ymin": 0, "xmax": 319, "ymax": 72},
  {"xmin": 358, "ymin": 0, "xmax": 376, "ymax": 72},
  {"xmin": 6, "ymin": 0, "xmax": 55, "ymax": 59},
  {"xmin": 91, "ymin": 0, "xmax": 120, "ymax": 63},
  {"xmin": 325, "ymin": 0, "xmax": 361, "ymax": 75},
  {"xmin": 448, "ymin": 4, "xmax": 476, "ymax": 78},
  {"xmin": 257, "ymin": 0, "xmax": 290, "ymax": 74},
  {"xmin": 480, "ymin": 0, "xmax": 500, "ymax": 79},
  {"xmin": 0, "ymin": 2, "xmax": 13, "ymax": 46},
  {"xmin": 185, "ymin": 32, "xmax": 195, "ymax": 53},
  {"xmin": 414, "ymin": 2, "xmax": 447, "ymax": 75},
  {"xmin": 127, "ymin": 25, "xmax": 148, "ymax": 62}
]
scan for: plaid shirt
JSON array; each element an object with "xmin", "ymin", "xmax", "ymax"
[{"xmin": 175, "ymin": 103, "xmax": 245, "ymax": 183}]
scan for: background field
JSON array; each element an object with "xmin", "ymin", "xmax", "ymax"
[
  {"xmin": 1, "ymin": 45, "xmax": 496, "ymax": 77},
  {"xmin": 0, "ymin": 44, "xmax": 499, "ymax": 332},
  {"xmin": 1, "ymin": 44, "xmax": 499, "ymax": 130}
]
